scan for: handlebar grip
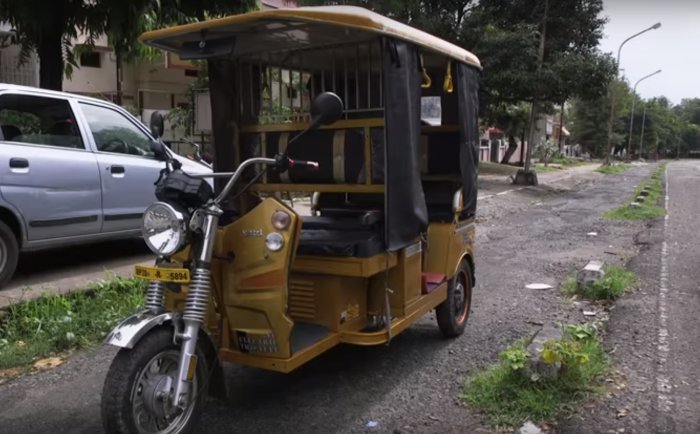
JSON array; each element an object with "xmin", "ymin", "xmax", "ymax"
[{"xmin": 288, "ymin": 159, "xmax": 319, "ymax": 170}]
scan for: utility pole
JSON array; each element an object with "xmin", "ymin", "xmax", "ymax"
[
  {"xmin": 603, "ymin": 22, "xmax": 661, "ymax": 165},
  {"xmin": 638, "ymin": 104, "xmax": 647, "ymax": 160}
]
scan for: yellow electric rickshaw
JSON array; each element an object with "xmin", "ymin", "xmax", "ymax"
[{"xmin": 101, "ymin": 6, "xmax": 481, "ymax": 434}]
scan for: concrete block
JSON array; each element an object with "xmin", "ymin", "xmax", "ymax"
[
  {"xmin": 526, "ymin": 323, "xmax": 562, "ymax": 380},
  {"xmin": 636, "ymin": 196, "xmax": 646, "ymax": 202},
  {"xmin": 630, "ymin": 202, "xmax": 641, "ymax": 208},
  {"xmin": 639, "ymin": 189, "xmax": 650, "ymax": 197},
  {"xmin": 513, "ymin": 169, "xmax": 539, "ymax": 186},
  {"xmin": 577, "ymin": 260, "xmax": 605, "ymax": 288}
]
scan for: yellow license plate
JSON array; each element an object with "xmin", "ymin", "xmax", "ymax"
[{"xmin": 134, "ymin": 265, "xmax": 190, "ymax": 283}]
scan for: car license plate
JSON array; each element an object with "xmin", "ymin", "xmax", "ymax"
[{"xmin": 134, "ymin": 265, "xmax": 190, "ymax": 283}]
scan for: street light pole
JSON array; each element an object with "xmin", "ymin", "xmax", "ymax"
[
  {"xmin": 626, "ymin": 69, "xmax": 661, "ymax": 162},
  {"xmin": 638, "ymin": 105, "xmax": 647, "ymax": 160},
  {"xmin": 603, "ymin": 22, "xmax": 661, "ymax": 165}
]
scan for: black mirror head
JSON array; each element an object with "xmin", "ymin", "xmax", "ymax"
[
  {"xmin": 309, "ymin": 92, "xmax": 344, "ymax": 129},
  {"xmin": 150, "ymin": 111, "xmax": 165, "ymax": 139},
  {"xmin": 151, "ymin": 140, "xmax": 168, "ymax": 161}
]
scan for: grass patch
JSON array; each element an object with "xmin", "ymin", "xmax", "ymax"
[
  {"xmin": 534, "ymin": 163, "xmax": 562, "ymax": 173},
  {"xmin": 479, "ymin": 162, "xmax": 521, "ymax": 176},
  {"xmin": 561, "ymin": 265, "xmax": 637, "ymax": 301},
  {"xmin": 596, "ymin": 163, "xmax": 631, "ymax": 175},
  {"xmin": 0, "ymin": 277, "xmax": 145, "ymax": 369},
  {"xmin": 604, "ymin": 163, "xmax": 666, "ymax": 220},
  {"xmin": 462, "ymin": 324, "xmax": 608, "ymax": 428}
]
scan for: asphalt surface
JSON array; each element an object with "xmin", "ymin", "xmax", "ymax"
[
  {"xmin": 1, "ymin": 162, "xmax": 674, "ymax": 434},
  {"xmin": 561, "ymin": 160, "xmax": 700, "ymax": 434}
]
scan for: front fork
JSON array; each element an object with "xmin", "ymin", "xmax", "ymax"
[{"xmin": 151, "ymin": 207, "xmax": 221, "ymax": 410}]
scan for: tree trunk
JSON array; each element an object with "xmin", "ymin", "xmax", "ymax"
[
  {"xmin": 501, "ymin": 134, "xmax": 518, "ymax": 164},
  {"xmin": 37, "ymin": 26, "xmax": 64, "ymax": 91},
  {"xmin": 115, "ymin": 49, "xmax": 123, "ymax": 105},
  {"xmin": 558, "ymin": 101, "xmax": 565, "ymax": 153}
]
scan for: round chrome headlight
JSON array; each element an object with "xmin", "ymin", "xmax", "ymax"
[
  {"xmin": 265, "ymin": 232, "xmax": 285, "ymax": 252},
  {"xmin": 142, "ymin": 202, "xmax": 187, "ymax": 256}
]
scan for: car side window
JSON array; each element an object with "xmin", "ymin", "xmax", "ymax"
[
  {"xmin": 79, "ymin": 103, "xmax": 154, "ymax": 157},
  {"xmin": 0, "ymin": 94, "xmax": 84, "ymax": 149}
]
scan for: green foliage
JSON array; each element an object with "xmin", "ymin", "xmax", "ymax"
[
  {"xmin": 499, "ymin": 346, "xmax": 529, "ymax": 372},
  {"xmin": 595, "ymin": 163, "xmax": 631, "ymax": 175},
  {"xmin": 563, "ymin": 265, "xmax": 637, "ymax": 301},
  {"xmin": 463, "ymin": 325, "xmax": 607, "ymax": 427},
  {"xmin": 0, "ymin": 0, "xmax": 255, "ymax": 90},
  {"xmin": 605, "ymin": 164, "xmax": 666, "ymax": 220},
  {"xmin": 534, "ymin": 139, "xmax": 558, "ymax": 165},
  {"xmin": 303, "ymin": 0, "xmax": 614, "ymax": 134},
  {"xmin": 0, "ymin": 277, "xmax": 145, "ymax": 369}
]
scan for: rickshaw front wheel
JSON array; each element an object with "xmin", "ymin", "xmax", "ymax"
[
  {"xmin": 436, "ymin": 261, "xmax": 472, "ymax": 338},
  {"xmin": 101, "ymin": 327, "xmax": 209, "ymax": 434}
]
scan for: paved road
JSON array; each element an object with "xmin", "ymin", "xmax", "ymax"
[
  {"xmin": 0, "ymin": 162, "xmax": 636, "ymax": 434},
  {"xmin": 651, "ymin": 161, "xmax": 700, "ymax": 432}
]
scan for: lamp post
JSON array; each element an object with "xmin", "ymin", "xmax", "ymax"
[
  {"xmin": 603, "ymin": 22, "xmax": 661, "ymax": 165},
  {"xmin": 627, "ymin": 69, "xmax": 661, "ymax": 161},
  {"xmin": 638, "ymin": 105, "xmax": 647, "ymax": 160}
]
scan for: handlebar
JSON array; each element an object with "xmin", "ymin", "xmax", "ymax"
[{"xmin": 212, "ymin": 154, "xmax": 319, "ymax": 204}]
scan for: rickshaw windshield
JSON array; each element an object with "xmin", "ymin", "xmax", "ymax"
[{"xmin": 141, "ymin": 6, "xmax": 481, "ymax": 252}]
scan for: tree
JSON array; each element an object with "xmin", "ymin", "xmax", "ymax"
[
  {"xmin": 0, "ymin": 0, "xmax": 103, "ymax": 90},
  {"xmin": 569, "ymin": 79, "xmax": 633, "ymax": 157},
  {"xmin": 0, "ymin": 0, "xmax": 255, "ymax": 92}
]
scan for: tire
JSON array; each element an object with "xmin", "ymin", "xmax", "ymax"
[
  {"xmin": 436, "ymin": 261, "xmax": 473, "ymax": 338},
  {"xmin": 101, "ymin": 327, "xmax": 210, "ymax": 434},
  {"xmin": 0, "ymin": 220, "xmax": 19, "ymax": 288}
]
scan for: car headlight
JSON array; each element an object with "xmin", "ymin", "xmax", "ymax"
[{"xmin": 142, "ymin": 202, "xmax": 187, "ymax": 256}]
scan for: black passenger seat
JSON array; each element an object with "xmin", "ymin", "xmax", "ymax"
[{"xmin": 298, "ymin": 197, "xmax": 385, "ymax": 258}]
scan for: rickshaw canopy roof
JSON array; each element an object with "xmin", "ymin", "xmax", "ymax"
[{"xmin": 139, "ymin": 6, "xmax": 481, "ymax": 69}]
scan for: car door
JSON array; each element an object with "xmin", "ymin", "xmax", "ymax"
[
  {"xmin": 77, "ymin": 102, "xmax": 165, "ymax": 233},
  {"xmin": 0, "ymin": 92, "xmax": 102, "ymax": 241}
]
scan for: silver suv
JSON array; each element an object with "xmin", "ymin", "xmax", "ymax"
[{"xmin": 0, "ymin": 84, "xmax": 211, "ymax": 287}]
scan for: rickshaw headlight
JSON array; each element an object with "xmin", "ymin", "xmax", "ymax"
[
  {"xmin": 271, "ymin": 210, "xmax": 291, "ymax": 230},
  {"xmin": 142, "ymin": 202, "xmax": 187, "ymax": 256},
  {"xmin": 265, "ymin": 232, "xmax": 285, "ymax": 252}
]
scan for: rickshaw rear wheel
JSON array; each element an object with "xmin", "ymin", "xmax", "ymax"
[
  {"xmin": 101, "ymin": 327, "xmax": 209, "ymax": 434},
  {"xmin": 436, "ymin": 261, "xmax": 472, "ymax": 338}
]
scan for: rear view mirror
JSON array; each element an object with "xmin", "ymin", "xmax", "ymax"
[
  {"xmin": 150, "ymin": 111, "xmax": 165, "ymax": 139},
  {"xmin": 309, "ymin": 92, "xmax": 344, "ymax": 130},
  {"xmin": 151, "ymin": 140, "xmax": 168, "ymax": 161}
]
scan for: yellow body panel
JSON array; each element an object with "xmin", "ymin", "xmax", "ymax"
[
  {"xmin": 139, "ymin": 6, "xmax": 481, "ymax": 68},
  {"xmin": 425, "ymin": 219, "xmax": 475, "ymax": 277},
  {"xmin": 215, "ymin": 198, "xmax": 299, "ymax": 359}
]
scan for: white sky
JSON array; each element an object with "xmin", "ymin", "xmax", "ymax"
[{"xmin": 599, "ymin": 0, "xmax": 700, "ymax": 104}]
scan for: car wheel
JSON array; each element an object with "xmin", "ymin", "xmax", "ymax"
[{"xmin": 0, "ymin": 220, "xmax": 19, "ymax": 288}]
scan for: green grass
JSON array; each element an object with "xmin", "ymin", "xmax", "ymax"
[
  {"xmin": 534, "ymin": 163, "xmax": 562, "ymax": 173},
  {"xmin": 479, "ymin": 161, "xmax": 521, "ymax": 176},
  {"xmin": 595, "ymin": 163, "xmax": 631, "ymax": 175},
  {"xmin": 604, "ymin": 163, "xmax": 666, "ymax": 220},
  {"xmin": 462, "ymin": 326, "xmax": 608, "ymax": 427},
  {"xmin": 0, "ymin": 277, "xmax": 145, "ymax": 369},
  {"xmin": 562, "ymin": 265, "xmax": 637, "ymax": 301}
]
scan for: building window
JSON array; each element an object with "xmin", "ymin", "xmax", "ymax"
[{"xmin": 80, "ymin": 51, "xmax": 101, "ymax": 68}]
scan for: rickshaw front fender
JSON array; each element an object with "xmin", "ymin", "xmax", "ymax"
[{"xmin": 104, "ymin": 310, "xmax": 178, "ymax": 349}]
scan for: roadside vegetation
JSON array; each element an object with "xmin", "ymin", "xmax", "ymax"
[
  {"xmin": 463, "ymin": 323, "xmax": 608, "ymax": 427},
  {"xmin": 561, "ymin": 265, "xmax": 637, "ymax": 301},
  {"xmin": 604, "ymin": 163, "xmax": 666, "ymax": 220},
  {"xmin": 595, "ymin": 163, "xmax": 631, "ymax": 175},
  {"xmin": 0, "ymin": 277, "xmax": 145, "ymax": 370}
]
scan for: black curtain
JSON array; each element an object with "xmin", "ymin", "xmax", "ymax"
[
  {"xmin": 383, "ymin": 39, "xmax": 428, "ymax": 251},
  {"xmin": 456, "ymin": 63, "xmax": 480, "ymax": 217}
]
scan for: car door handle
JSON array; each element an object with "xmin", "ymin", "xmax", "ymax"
[
  {"xmin": 110, "ymin": 165, "xmax": 125, "ymax": 174},
  {"xmin": 9, "ymin": 158, "xmax": 29, "ymax": 168}
]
